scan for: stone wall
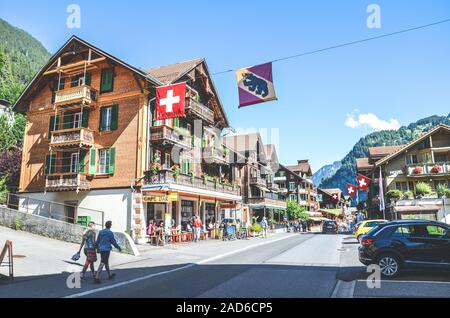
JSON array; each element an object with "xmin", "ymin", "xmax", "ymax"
[{"xmin": 0, "ymin": 206, "xmax": 139, "ymax": 256}]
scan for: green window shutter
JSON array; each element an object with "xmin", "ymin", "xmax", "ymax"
[
  {"xmin": 63, "ymin": 112, "xmax": 72, "ymax": 129},
  {"xmin": 79, "ymin": 152, "xmax": 85, "ymax": 173},
  {"xmin": 82, "ymin": 110, "xmax": 89, "ymax": 128},
  {"xmin": 99, "ymin": 107, "xmax": 104, "ymax": 131},
  {"xmin": 62, "ymin": 152, "xmax": 71, "ymax": 173},
  {"xmin": 46, "ymin": 154, "xmax": 56, "ymax": 174},
  {"xmin": 84, "ymin": 72, "xmax": 91, "ymax": 86},
  {"xmin": 100, "ymin": 68, "xmax": 113, "ymax": 93},
  {"xmin": 173, "ymin": 118, "xmax": 179, "ymax": 128},
  {"xmin": 110, "ymin": 104, "xmax": 118, "ymax": 130},
  {"xmin": 108, "ymin": 147, "xmax": 116, "ymax": 174},
  {"xmin": 202, "ymin": 135, "xmax": 206, "ymax": 148},
  {"xmin": 59, "ymin": 78, "xmax": 65, "ymax": 90},
  {"xmin": 88, "ymin": 149, "xmax": 97, "ymax": 175}
]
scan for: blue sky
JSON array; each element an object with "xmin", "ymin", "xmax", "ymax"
[{"xmin": 1, "ymin": 0, "xmax": 450, "ymax": 172}]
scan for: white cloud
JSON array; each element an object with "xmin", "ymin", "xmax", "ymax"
[{"xmin": 345, "ymin": 112, "xmax": 400, "ymax": 131}]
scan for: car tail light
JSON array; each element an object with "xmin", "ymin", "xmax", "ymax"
[{"xmin": 361, "ymin": 238, "xmax": 375, "ymax": 245}]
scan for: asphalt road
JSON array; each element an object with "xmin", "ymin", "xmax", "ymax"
[{"xmin": 75, "ymin": 233, "xmax": 346, "ymax": 298}]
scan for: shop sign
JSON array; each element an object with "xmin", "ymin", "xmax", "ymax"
[
  {"xmin": 143, "ymin": 195, "xmax": 169, "ymax": 203},
  {"xmin": 168, "ymin": 192, "xmax": 179, "ymax": 202}
]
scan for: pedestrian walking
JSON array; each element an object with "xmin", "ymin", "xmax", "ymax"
[
  {"xmin": 261, "ymin": 216, "xmax": 268, "ymax": 238},
  {"xmin": 302, "ymin": 220, "xmax": 307, "ymax": 232},
  {"xmin": 95, "ymin": 221, "xmax": 121, "ymax": 284},
  {"xmin": 78, "ymin": 221, "xmax": 97, "ymax": 279},
  {"xmin": 193, "ymin": 215, "xmax": 203, "ymax": 242}
]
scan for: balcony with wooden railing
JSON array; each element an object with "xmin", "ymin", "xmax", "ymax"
[
  {"xmin": 45, "ymin": 172, "xmax": 91, "ymax": 191},
  {"xmin": 150, "ymin": 126, "xmax": 192, "ymax": 149},
  {"xmin": 54, "ymin": 85, "xmax": 98, "ymax": 107},
  {"xmin": 406, "ymin": 162, "xmax": 450, "ymax": 177},
  {"xmin": 185, "ymin": 98, "xmax": 215, "ymax": 124},
  {"xmin": 144, "ymin": 169, "xmax": 240, "ymax": 196},
  {"xmin": 247, "ymin": 195, "xmax": 287, "ymax": 209},
  {"xmin": 267, "ymin": 181, "xmax": 280, "ymax": 191},
  {"xmin": 50, "ymin": 128, "xmax": 94, "ymax": 148},
  {"xmin": 250, "ymin": 176, "xmax": 267, "ymax": 187},
  {"xmin": 202, "ymin": 147, "xmax": 228, "ymax": 165}
]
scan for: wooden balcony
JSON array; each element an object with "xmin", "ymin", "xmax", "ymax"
[
  {"xmin": 247, "ymin": 197, "xmax": 287, "ymax": 209},
  {"xmin": 406, "ymin": 162, "xmax": 450, "ymax": 177},
  {"xmin": 267, "ymin": 181, "xmax": 280, "ymax": 191},
  {"xmin": 144, "ymin": 170, "xmax": 240, "ymax": 196},
  {"xmin": 250, "ymin": 177, "xmax": 267, "ymax": 187},
  {"xmin": 45, "ymin": 172, "xmax": 91, "ymax": 191},
  {"xmin": 150, "ymin": 126, "xmax": 192, "ymax": 149},
  {"xmin": 54, "ymin": 85, "xmax": 97, "ymax": 107},
  {"xmin": 202, "ymin": 147, "xmax": 228, "ymax": 165},
  {"xmin": 50, "ymin": 128, "xmax": 94, "ymax": 148},
  {"xmin": 185, "ymin": 98, "xmax": 215, "ymax": 124}
]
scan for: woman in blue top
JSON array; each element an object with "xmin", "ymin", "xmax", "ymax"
[{"xmin": 95, "ymin": 221, "xmax": 121, "ymax": 283}]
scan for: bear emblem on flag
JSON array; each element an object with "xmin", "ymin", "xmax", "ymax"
[{"xmin": 236, "ymin": 62, "xmax": 277, "ymax": 107}]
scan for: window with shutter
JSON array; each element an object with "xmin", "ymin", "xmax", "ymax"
[
  {"xmin": 79, "ymin": 152, "xmax": 86, "ymax": 173},
  {"xmin": 100, "ymin": 68, "xmax": 114, "ymax": 93},
  {"xmin": 108, "ymin": 148, "xmax": 116, "ymax": 174},
  {"xmin": 63, "ymin": 112, "xmax": 73, "ymax": 130},
  {"xmin": 88, "ymin": 149, "xmax": 97, "ymax": 175},
  {"xmin": 81, "ymin": 110, "xmax": 89, "ymax": 128},
  {"xmin": 110, "ymin": 104, "xmax": 118, "ymax": 130},
  {"xmin": 48, "ymin": 116, "xmax": 59, "ymax": 140},
  {"xmin": 62, "ymin": 152, "xmax": 71, "ymax": 173},
  {"xmin": 45, "ymin": 154, "xmax": 56, "ymax": 175}
]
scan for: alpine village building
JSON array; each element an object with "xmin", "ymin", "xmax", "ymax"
[
  {"xmin": 356, "ymin": 124, "xmax": 450, "ymax": 222},
  {"xmin": 13, "ymin": 36, "xmax": 303, "ymax": 242}
]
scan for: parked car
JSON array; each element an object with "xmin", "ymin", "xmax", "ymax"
[
  {"xmin": 355, "ymin": 219, "xmax": 388, "ymax": 242},
  {"xmin": 322, "ymin": 220, "xmax": 338, "ymax": 234},
  {"xmin": 358, "ymin": 219, "xmax": 450, "ymax": 277}
]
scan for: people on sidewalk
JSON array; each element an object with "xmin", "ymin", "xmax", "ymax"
[
  {"xmin": 261, "ymin": 216, "xmax": 268, "ymax": 238},
  {"xmin": 193, "ymin": 215, "xmax": 203, "ymax": 242},
  {"xmin": 95, "ymin": 221, "xmax": 121, "ymax": 284},
  {"xmin": 78, "ymin": 221, "xmax": 97, "ymax": 279}
]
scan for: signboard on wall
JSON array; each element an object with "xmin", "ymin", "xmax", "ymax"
[{"xmin": 142, "ymin": 193, "xmax": 179, "ymax": 203}]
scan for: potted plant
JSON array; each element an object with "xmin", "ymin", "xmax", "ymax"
[
  {"xmin": 189, "ymin": 169, "xmax": 195, "ymax": 183},
  {"xmin": 414, "ymin": 182, "xmax": 432, "ymax": 198},
  {"xmin": 171, "ymin": 164, "xmax": 180, "ymax": 180},
  {"xmin": 431, "ymin": 165, "xmax": 443, "ymax": 174},
  {"xmin": 403, "ymin": 191, "xmax": 414, "ymax": 200},
  {"xmin": 386, "ymin": 189, "xmax": 403, "ymax": 202},
  {"xmin": 436, "ymin": 184, "xmax": 449, "ymax": 198},
  {"xmin": 149, "ymin": 162, "xmax": 161, "ymax": 175},
  {"xmin": 413, "ymin": 166, "xmax": 423, "ymax": 174},
  {"xmin": 213, "ymin": 176, "xmax": 220, "ymax": 189}
]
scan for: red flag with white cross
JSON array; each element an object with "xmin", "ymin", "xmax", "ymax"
[
  {"xmin": 357, "ymin": 174, "xmax": 371, "ymax": 191},
  {"xmin": 331, "ymin": 193, "xmax": 339, "ymax": 201},
  {"xmin": 156, "ymin": 82, "xmax": 186, "ymax": 120},
  {"xmin": 346, "ymin": 183, "xmax": 357, "ymax": 197}
]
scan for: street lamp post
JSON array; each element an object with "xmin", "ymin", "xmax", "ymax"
[{"xmin": 443, "ymin": 195, "xmax": 448, "ymax": 224}]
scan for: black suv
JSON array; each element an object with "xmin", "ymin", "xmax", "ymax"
[
  {"xmin": 322, "ymin": 220, "xmax": 338, "ymax": 234},
  {"xmin": 358, "ymin": 219, "xmax": 450, "ymax": 277}
]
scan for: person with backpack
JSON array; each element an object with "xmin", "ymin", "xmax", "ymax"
[
  {"xmin": 78, "ymin": 221, "xmax": 97, "ymax": 279},
  {"xmin": 261, "ymin": 216, "xmax": 268, "ymax": 238},
  {"xmin": 95, "ymin": 221, "xmax": 121, "ymax": 283}
]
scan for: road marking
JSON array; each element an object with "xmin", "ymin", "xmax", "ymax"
[
  {"xmin": 64, "ymin": 234, "xmax": 298, "ymax": 298},
  {"xmin": 356, "ymin": 279, "xmax": 450, "ymax": 285},
  {"xmin": 331, "ymin": 280, "xmax": 356, "ymax": 298}
]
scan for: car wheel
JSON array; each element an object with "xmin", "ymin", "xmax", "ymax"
[{"xmin": 377, "ymin": 254, "xmax": 401, "ymax": 278}]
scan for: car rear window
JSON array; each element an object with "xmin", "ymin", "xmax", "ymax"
[
  {"xmin": 365, "ymin": 221, "xmax": 385, "ymax": 227},
  {"xmin": 365, "ymin": 225, "xmax": 381, "ymax": 236}
]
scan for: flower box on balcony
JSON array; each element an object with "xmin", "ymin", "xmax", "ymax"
[
  {"xmin": 430, "ymin": 165, "xmax": 443, "ymax": 173},
  {"xmin": 412, "ymin": 166, "xmax": 423, "ymax": 174}
]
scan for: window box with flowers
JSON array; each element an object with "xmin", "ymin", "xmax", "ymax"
[
  {"xmin": 149, "ymin": 162, "xmax": 161, "ymax": 175},
  {"xmin": 430, "ymin": 165, "xmax": 443, "ymax": 174},
  {"xmin": 412, "ymin": 166, "xmax": 423, "ymax": 175}
]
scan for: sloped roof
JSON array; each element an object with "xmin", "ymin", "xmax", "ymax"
[
  {"xmin": 13, "ymin": 35, "xmax": 162, "ymax": 112},
  {"xmin": 376, "ymin": 124, "xmax": 450, "ymax": 167},
  {"xmin": 146, "ymin": 58, "xmax": 204, "ymax": 84},
  {"xmin": 285, "ymin": 160, "xmax": 312, "ymax": 176},
  {"xmin": 356, "ymin": 158, "xmax": 373, "ymax": 171},
  {"xmin": 368, "ymin": 145, "xmax": 405, "ymax": 158}
]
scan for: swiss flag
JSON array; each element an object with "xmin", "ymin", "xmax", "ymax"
[
  {"xmin": 357, "ymin": 174, "xmax": 371, "ymax": 191},
  {"xmin": 331, "ymin": 193, "xmax": 339, "ymax": 201},
  {"xmin": 156, "ymin": 82, "xmax": 186, "ymax": 120},
  {"xmin": 346, "ymin": 183, "xmax": 357, "ymax": 197}
]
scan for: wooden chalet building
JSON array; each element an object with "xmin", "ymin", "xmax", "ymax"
[
  {"xmin": 14, "ymin": 36, "xmax": 242, "ymax": 239},
  {"xmin": 356, "ymin": 124, "xmax": 450, "ymax": 221},
  {"xmin": 285, "ymin": 160, "xmax": 318, "ymax": 210},
  {"xmin": 223, "ymin": 134, "xmax": 286, "ymax": 222}
]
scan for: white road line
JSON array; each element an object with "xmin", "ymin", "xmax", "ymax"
[
  {"xmin": 356, "ymin": 279, "xmax": 450, "ymax": 285},
  {"xmin": 64, "ymin": 234, "xmax": 297, "ymax": 298}
]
